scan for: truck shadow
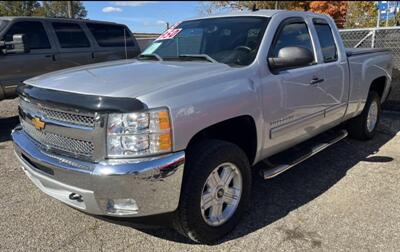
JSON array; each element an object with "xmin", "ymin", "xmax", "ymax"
[
  {"xmin": 0, "ymin": 116, "xmax": 19, "ymax": 142},
  {"xmin": 97, "ymin": 112, "xmax": 399, "ymax": 245}
]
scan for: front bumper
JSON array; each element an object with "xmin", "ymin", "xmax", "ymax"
[{"xmin": 12, "ymin": 128, "xmax": 185, "ymax": 217}]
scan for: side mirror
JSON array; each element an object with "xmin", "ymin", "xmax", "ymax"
[
  {"xmin": 1, "ymin": 34, "xmax": 30, "ymax": 54},
  {"xmin": 268, "ymin": 46, "xmax": 313, "ymax": 71}
]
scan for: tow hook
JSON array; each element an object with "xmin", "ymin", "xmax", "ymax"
[{"xmin": 69, "ymin": 193, "xmax": 83, "ymax": 202}]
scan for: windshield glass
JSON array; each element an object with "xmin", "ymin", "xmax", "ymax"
[{"xmin": 142, "ymin": 17, "xmax": 269, "ymax": 66}]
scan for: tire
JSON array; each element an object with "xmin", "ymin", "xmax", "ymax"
[
  {"xmin": 174, "ymin": 139, "xmax": 251, "ymax": 244},
  {"xmin": 347, "ymin": 91, "xmax": 381, "ymax": 140}
]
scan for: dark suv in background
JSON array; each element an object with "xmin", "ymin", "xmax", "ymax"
[{"xmin": 0, "ymin": 17, "xmax": 141, "ymax": 100}]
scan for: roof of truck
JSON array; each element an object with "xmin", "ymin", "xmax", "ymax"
[
  {"xmin": 188, "ymin": 9, "xmax": 329, "ymax": 21},
  {"xmin": 0, "ymin": 16, "xmax": 122, "ymax": 25}
]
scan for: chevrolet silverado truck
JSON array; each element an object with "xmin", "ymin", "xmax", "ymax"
[{"xmin": 12, "ymin": 10, "xmax": 393, "ymax": 243}]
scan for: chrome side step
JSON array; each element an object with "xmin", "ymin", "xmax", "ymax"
[{"xmin": 262, "ymin": 129, "xmax": 348, "ymax": 179}]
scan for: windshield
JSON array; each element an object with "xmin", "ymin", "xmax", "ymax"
[{"xmin": 142, "ymin": 17, "xmax": 269, "ymax": 66}]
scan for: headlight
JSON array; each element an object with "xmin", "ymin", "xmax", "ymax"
[{"xmin": 107, "ymin": 108, "xmax": 172, "ymax": 158}]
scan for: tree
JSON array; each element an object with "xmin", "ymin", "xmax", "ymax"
[
  {"xmin": 309, "ymin": 1, "xmax": 348, "ymax": 28},
  {"xmin": 0, "ymin": 1, "xmax": 41, "ymax": 16},
  {"xmin": 204, "ymin": 1, "xmax": 347, "ymax": 28},
  {"xmin": 38, "ymin": 1, "xmax": 87, "ymax": 18},
  {"xmin": 344, "ymin": 1, "xmax": 377, "ymax": 28},
  {"xmin": 202, "ymin": 1, "xmax": 311, "ymax": 13},
  {"xmin": 0, "ymin": 1, "xmax": 87, "ymax": 18}
]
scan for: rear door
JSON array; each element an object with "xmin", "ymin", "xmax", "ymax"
[
  {"xmin": 50, "ymin": 21, "xmax": 93, "ymax": 68},
  {"xmin": 0, "ymin": 20, "xmax": 61, "ymax": 86},
  {"xmin": 312, "ymin": 18, "xmax": 349, "ymax": 125},
  {"xmin": 86, "ymin": 23, "xmax": 140, "ymax": 62}
]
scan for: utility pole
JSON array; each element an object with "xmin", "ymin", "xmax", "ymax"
[
  {"xmin": 67, "ymin": 1, "xmax": 73, "ymax": 18},
  {"xmin": 386, "ymin": 9, "xmax": 389, "ymax": 27},
  {"xmin": 377, "ymin": 6, "xmax": 381, "ymax": 28}
]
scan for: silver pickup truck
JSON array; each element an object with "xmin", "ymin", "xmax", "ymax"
[{"xmin": 12, "ymin": 10, "xmax": 393, "ymax": 243}]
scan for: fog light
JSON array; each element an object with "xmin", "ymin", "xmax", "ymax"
[{"xmin": 106, "ymin": 198, "xmax": 139, "ymax": 215}]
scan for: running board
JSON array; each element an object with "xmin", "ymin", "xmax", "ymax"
[{"xmin": 262, "ymin": 129, "xmax": 348, "ymax": 179}]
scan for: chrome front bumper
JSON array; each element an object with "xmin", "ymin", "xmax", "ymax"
[{"xmin": 12, "ymin": 128, "xmax": 185, "ymax": 217}]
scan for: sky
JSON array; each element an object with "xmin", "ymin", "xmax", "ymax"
[{"xmin": 84, "ymin": 1, "xmax": 205, "ymax": 33}]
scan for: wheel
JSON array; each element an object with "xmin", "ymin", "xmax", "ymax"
[
  {"xmin": 347, "ymin": 91, "xmax": 381, "ymax": 140},
  {"xmin": 174, "ymin": 139, "xmax": 251, "ymax": 244}
]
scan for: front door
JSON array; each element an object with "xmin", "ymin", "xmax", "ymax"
[
  {"xmin": 262, "ymin": 17, "xmax": 325, "ymax": 155},
  {"xmin": 0, "ymin": 21, "xmax": 61, "ymax": 87}
]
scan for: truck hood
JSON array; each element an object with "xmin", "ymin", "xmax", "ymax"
[{"xmin": 25, "ymin": 60, "xmax": 232, "ymax": 98}]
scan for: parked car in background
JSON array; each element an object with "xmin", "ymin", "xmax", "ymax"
[
  {"xmin": 12, "ymin": 10, "xmax": 393, "ymax": 243},
  {"xmin": 0, "ymin": 17, "xmax": 141, "ymax": 100}
]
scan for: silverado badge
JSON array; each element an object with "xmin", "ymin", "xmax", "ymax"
[{"xmin": 32, "ymin": 117, "xmax": 45, "ymax": 130}]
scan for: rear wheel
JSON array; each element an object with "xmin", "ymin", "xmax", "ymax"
[
  {"xmin": 174, "ymin": 140, "xmax": 251, "ymax": 244},
  {"xmin": 347, "ymin": 91, "xmax": 381, "ymax": 140}
]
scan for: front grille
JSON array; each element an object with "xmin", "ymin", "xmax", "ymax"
[
  {"xmin": 21, "ymin": 120, "xmax": 94, "ymax": 157},
  {"xmin": 20, "ymin": 99, "xmax": 95, "ymax": 128},
  {"xmin": 18, "ymin": 97, "xmax": 101, "ymax": 160}
]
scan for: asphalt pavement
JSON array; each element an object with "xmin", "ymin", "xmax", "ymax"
[{"xmin": 1, "ymin": 98, "xmax": 399, "ymax": 251}]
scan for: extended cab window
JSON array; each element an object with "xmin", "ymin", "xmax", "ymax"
[
  {"xmin": 52, "ymin": 22, "xmax": 90, "ymax": 48},
  {"xmin": 271, "ymin": 21, "xmax": 314, "ymax": 58},
  {"xmin": 314, "ymin": 21, "xmax": 338, "ymax": 62},
  {"xmin": 0, "ymin": 20, "xmax": 7, "ymax": 31},
  {"xmin": 86, "ymin": 23, "xmax": 135, "ymax": 47},
  {"xmin": 4, "ymin": 21, "xmax": 50, "ymax": 50}
]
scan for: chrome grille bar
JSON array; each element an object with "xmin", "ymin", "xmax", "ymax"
[{"xmin": 19, "ymin": 98, "xmax": 95, "ymax": 128}]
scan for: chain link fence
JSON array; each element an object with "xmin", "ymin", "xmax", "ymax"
[
  {"xmin": 340, "ymin": 27, "xmax": 400, "ymax": 70},
  {"xmin": 340, "ymin": 27, "xmax": 400, "ymax": 111}
]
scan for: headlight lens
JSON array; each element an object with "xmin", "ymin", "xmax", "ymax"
[{"xmin": 107, "ymin": 109, "xmax": 172, "ymax": 158}]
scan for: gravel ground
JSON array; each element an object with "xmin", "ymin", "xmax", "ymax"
[{"xmin": 0, "ymin": 99, "xmax": 399, "ymax": 251}]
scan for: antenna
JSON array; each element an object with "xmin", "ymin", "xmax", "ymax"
[
  {"xmin": 252, "ymin": 3, "xmax": 258, "ymax": 12},
  {"xmin": 123, "ymin": 28, "xmax": 128, "ymax": 60}
]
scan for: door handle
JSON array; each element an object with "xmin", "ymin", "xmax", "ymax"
[
  {"xmin": 310, "ymin": 77, "xmax": 324, "ymax": 85},
  {"xmin": 91, "ymin": 52, "xmax": 95, "ymax": 59},
  {"xmin": 45, "ymin": 54, "xmax": 56, "ymax": 61}
]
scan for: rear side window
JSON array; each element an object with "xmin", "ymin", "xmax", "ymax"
[
  {"xmin": 314, "ymin": 23, "xmax": 338, "ymax": 62},
  {"xmin": 272, "ymin": 22, "xmax": 314, "ymax": 58},
  {"xmin": 52, "ymin": 22, "xmax": 90, "ymax": 48},
  {"xmin": 5, "ymin": 21, "xmax": 50, "ymax": 50},
  {"xmin": 86, "ymin": 23, "xmax": 135, "ymax": 47},
  {"xmin": 0, "ymin": 20, "xmax": 7, "ymax": 31}
]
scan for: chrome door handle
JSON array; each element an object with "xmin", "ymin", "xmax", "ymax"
[{"xmin": 310, "ymin": 77, "xmax": 324, "ymax": 85}]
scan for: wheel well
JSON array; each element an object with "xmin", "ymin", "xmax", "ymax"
[
  {"xmin": 187, "ymin": 115, "xmax": 257, "ymax": 164},
  {"xmin": 369, "ymin": 76, "xmax": 386, "ymax": 98}
]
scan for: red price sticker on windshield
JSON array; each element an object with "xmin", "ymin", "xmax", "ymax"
[{"xmin": 156, "ymin": 23, "xmax": 182, "ymax": 41}]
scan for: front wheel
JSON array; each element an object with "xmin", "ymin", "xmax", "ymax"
[
  {"xmin": 174, "ymin": 140, "xmax": 251, "ymax": 244},
  {"xmin": 347, "ymin": 91, "xmax": 381, "ymax": 140}
]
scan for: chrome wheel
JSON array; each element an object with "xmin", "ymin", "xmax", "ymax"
[
  {"xmin": 367, "ymin": 100, "xmax": 378, "ymax": 132},
  {"xmin": 200, "ymin": 162, "xmax": 242, "ymax": 227}
]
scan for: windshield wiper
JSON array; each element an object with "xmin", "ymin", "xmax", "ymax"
[
  {"xmin": 176, "ymin": 54, "xmax": 218, "ymax": 63},
  {"xmin": 137, "ymin": 53, "xmax": 163, "ymax": 61}
]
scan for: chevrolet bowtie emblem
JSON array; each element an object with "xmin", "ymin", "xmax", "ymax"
[{"xmin": 32, "ymin": 117, "xmax": 45, "ymax": 130}]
